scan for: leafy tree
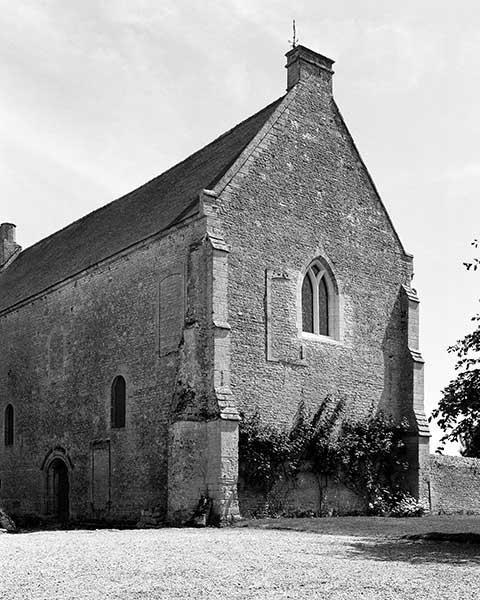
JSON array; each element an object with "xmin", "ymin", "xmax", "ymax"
[
  {"xmin": 432, "ymin": 240, "xmax": 480, "ymax": 456},
  {"xmin": 463, "ymin": 239, "xmax": 480, "ymax": 273}
]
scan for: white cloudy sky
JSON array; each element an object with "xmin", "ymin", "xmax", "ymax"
[{"xmin": 1, "ymin": 1, "xmax": 479, "ymax": 452}]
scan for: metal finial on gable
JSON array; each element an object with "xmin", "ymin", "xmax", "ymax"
[{"xmin": 289, "ymin": 19, "xmax": 298, "ymax": 49}]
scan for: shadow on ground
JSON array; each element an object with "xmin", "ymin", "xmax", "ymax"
[
  {"xmin": 346, "ymin": 538, "xmax": 480, "ymax": 565},
  {"xmin": 242, "ymin": 515, "xmax": 480, "ymax": 539}
]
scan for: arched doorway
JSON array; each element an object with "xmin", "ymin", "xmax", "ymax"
[{"xmin": 47, "ymin": 458, "xmax": 70, "ymax": 520}]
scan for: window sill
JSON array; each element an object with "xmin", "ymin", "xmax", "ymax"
[{"xmin": 300, "ymin": 332, "xmax": 344, "ymax": 346}]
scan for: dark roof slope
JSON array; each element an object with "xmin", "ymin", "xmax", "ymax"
[{"xmin": 0, "ymin": 97, "xmax": 283, "ymax": 313}]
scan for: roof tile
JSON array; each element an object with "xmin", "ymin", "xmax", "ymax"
[{"xmin": 0, "ymin": 97, "xmax": 283, "ymax": 313}]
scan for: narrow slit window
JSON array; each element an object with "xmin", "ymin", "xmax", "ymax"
[
  {"xmin": 318, "ymin": 277, "xmax": 329, "ymax": 336},
  {"xmin": 111, "ymin": 376, "xmax": 126, "ymax": 429},
  {"xmin": 301, "ymin": 274, "xmax": 314, "ymax": 333},
  {"xmin": 4, "ymin": 404, "xmax": 14, "ymax": 446}
]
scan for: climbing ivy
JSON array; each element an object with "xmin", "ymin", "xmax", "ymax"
[{"xmin": 239, "ymin": 397, "xmax": 412, "ymax": 515}]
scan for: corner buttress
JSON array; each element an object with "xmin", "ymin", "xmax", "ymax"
[{"xmin": 401, "ymin": 284, "xmax": 430, "ymax": 501}]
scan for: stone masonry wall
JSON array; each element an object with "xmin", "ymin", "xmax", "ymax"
[
  {"xmin": 214, "ymin": 73, "xmax": 424, "ymax": 510},
  {"xmin": 216, "ymin": 77, "xmax": 414, "ymax": 433},
  {"xmin": 0, "ymin": 218, "xmax": 206, "ymax": 522},
  {"xmin": 168, "ymin": 418, "xmax": 239, "ymax": 524},
  {"xmin": 427, "ymin": 454, "xmax": 480, "ymax": 514},
  {"xmin": 239, "ymin": 475, "xmax": 365, "ymax": 518}
]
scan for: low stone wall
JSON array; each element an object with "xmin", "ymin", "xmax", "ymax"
[
  {"xmin": 427, "ymin": 454, "xmax": 480, "ymax": 514},
  {"xmin": 241, "ymin": 454, "xmax": 480, "ymax": 517},
  {"xmin": 239, "ymin": 473, "xmax": 365, "ymax": 517}
]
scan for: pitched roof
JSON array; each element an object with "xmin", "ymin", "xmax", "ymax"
[{"xmin": 0, "ymin": 97, "xmax": 283, "ymax": 313}]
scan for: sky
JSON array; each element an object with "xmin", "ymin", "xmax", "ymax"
[{"xmin": 1, "ymin": 1, "xmax": 479, "ymax": 453}]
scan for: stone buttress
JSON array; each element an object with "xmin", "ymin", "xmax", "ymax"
[
  {"xmin": 401, "ymin": 282, "xmax": 430, "ymax": 501},
  {"xmin": 167, "ymin": 190, "xmax": 240, "ymax": 524}
]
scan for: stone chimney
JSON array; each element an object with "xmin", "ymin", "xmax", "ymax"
[
  {"xmin": 0, "ymin": 223, "xmax": 21, "ymax": 268},
  {"xmin": 286, "ymin": 45, "xmax": 335, "ymax": 93}
]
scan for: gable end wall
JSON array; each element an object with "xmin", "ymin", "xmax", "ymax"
[{"xmin": 217, "ymin": 78, "xmax": 415, "ymax": 429}]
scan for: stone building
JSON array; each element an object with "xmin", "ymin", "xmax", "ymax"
[{"xmin": 0, "ymin": 45, "xmax": 431, "ymax": 524}]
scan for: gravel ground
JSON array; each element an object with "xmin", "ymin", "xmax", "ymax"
[{"xmin": 1, "ymin": 517, "xmax": 480, "ymax": 599}]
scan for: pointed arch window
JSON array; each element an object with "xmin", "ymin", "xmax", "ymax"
[
  {"xmin": 111, "ymin": 376, "xmax": 126, "ymax": 429},
  {"xmin": 4, "ymin": 404, "xmax": 14, "ymax": 446},
  {"xmin": 301, "ymin": 260, "xmax": 336, "ymax": 337}
]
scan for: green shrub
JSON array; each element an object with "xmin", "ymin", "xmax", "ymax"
[
  {"xmin": 389, "ymin": 494, "xmax": 429, "ymax": 517},
  {"xmin": 239, "ymin": 398, "xmax": 413, "ymax": 516},
  {"xmin": 334, "ymin": 414, "xmax": 410, "ymax": 513},
  {"xmin": 238, "ymin": 411, "xmax": 292, "ymax": 493}
]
